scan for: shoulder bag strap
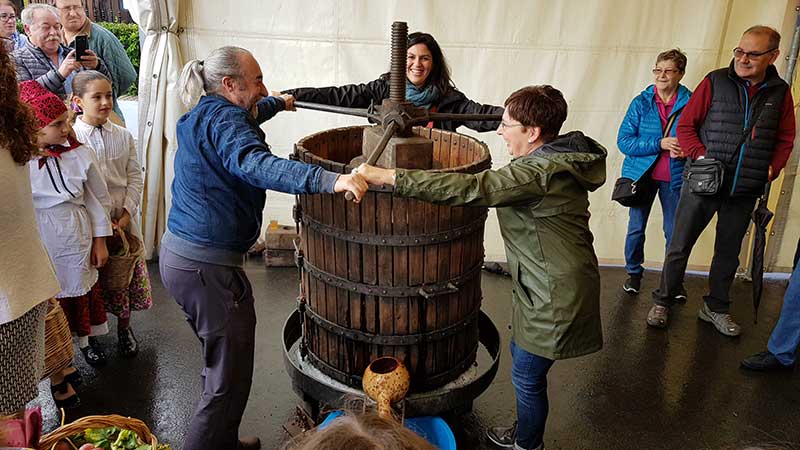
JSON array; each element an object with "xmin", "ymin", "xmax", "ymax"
[{"xmin": 662, "ymin": 113, "xmax": 678, "ymax": 138}]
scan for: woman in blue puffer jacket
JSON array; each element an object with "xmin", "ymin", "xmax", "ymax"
[{"xmin": 617, "ymin": 49, "xmax": 691, "ymax": 296}]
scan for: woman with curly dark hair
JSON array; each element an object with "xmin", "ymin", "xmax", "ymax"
[
  {"xmin": 0, "ymin": 41, "xmax": 39, "ymax": 164},
  {"xmin": 0, "ymin": 43, "xmax": 61, "ymax": 419},
  {"xmin": 284, "ymin": 32, "xmax": 503, "ymax": 133}
]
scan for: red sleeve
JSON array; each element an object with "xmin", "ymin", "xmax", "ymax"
[
  {"xmin": 769, "ymin": 88, "xmax": 795, "ymax": 179},
  {"xmin": 676, "ymin": 77, "xmax": 713, "ymax": 159}
]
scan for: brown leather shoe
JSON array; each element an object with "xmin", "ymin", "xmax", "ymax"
[
  {"xmin": 646, "ymin": 305, "xmax": 669, "ymax": 328},
  {"xmin": 237, "ymin": 436, "xmax": 261, "ymax": 450}
]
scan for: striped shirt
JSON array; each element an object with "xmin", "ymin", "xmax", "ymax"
[{"xmin": 73, "ymin": 117, "xmax": 143, "ymax": 218}]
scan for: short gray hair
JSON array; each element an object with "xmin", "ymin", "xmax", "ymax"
[
  {"xmin": 21, "ymin": 3, "xmax": 60, "ymax": 26},
  {"xmin": 177, "ymin": 46, "xmax": 250, "ymax": 108},
  {"xmin": 744, "ymin": 25, "xmax": 781, "ymax": 50}
]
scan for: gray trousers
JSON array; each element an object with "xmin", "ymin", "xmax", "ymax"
[{"xmin": 159, "ymin": 247, "xmax": 256, "ymax": 450}]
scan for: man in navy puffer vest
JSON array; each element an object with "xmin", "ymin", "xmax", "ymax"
[{"xmin": 647, "ymin": 26, "xmax": 795, "ymax": 336}]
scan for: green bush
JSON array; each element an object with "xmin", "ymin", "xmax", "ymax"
[{"xmin": 96, "ymin": 22, "xmax": 140, "ymax": 96}]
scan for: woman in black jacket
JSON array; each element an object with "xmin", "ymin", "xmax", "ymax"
[{"xmin": 284, "ymin": 32, "xmax": 503, "ymax": 132}]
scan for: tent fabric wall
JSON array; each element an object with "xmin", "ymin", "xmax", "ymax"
[
  {"xmin": 137, "ymin": 0, "xmax": 797, "ymax": 270},
  {"xmin": 129, "ymin": 0, "xmax": 185, "ymax": 259}
]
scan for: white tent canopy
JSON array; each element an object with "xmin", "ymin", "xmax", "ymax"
[{"xmin": 132, "ymin": 0, "xmax": 800, "ymax": 272}]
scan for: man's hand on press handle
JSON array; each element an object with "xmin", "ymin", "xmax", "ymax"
[{"xmin": 334, "ymin": 173, "xmax": 368, "ymax": 202}]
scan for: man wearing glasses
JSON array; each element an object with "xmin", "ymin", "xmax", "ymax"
[
  {"xmin": 56, "ymin": 0, "xmax": 137, "ymax": 121},
  {"xmin": 14, "ymin": 3, "xmax": 109, "ymax": 99},
  {"xmin": 647, "ymin": 25, "xmax": 795, "ymax": 335}
]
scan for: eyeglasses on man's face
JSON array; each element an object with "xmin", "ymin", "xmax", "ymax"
[
  {"xmin": 58, "ymin": 5, "xmax": 85, "ymax": 13},
  {"xmin": 652, "ymin": 68, "xmax": 680, "ymax": 76},
  {"xmin": 0, "ymin": 13, "xmax": 16, "ymax": 22},
  {"xmin": 733, "ymin": 47, "xmax": 778, "ymax": 60}
]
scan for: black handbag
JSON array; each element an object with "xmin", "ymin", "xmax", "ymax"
[
  {"xmin": 684, "ymin": 107, "xmax": 763, "ymax": 196},
  {"xmin": 684, "ymin": 157, "xmax": 724, "ymax": 195},
  {"xmin": 611, "ymin": 177, "xmax": 654, "ymax": 207},
  {"xmin": 612, "ymin": 113, "xmax": 676, "ymax": 207}
]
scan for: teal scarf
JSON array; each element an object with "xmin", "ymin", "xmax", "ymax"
[{"xmin": 405, "ymin": 82, "xmax": 441, "ymax": 109}]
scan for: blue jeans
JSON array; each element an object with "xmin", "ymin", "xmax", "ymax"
[
  {"xmin": 767, "ymin": 263, "xmax": 800, "ymax": 365},
  {"xmin": 511, "ymin": 340, "xmax": 555, "ymax": 450},
  {"xmin": 624, "ymin": 180, "xmax": 680, "ymax": 276}
]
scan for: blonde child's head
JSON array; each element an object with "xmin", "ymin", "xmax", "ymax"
[
  {"xmin": 71, "ymin": 70, "xmax": 113, "ymax": 124},
  {"xmin": 282, "ymin": 411, "xmax": 437, "ymax": 450},
  {"xmin": 18, "ymin": 80, "xmax": 72, "ymax": 148}
]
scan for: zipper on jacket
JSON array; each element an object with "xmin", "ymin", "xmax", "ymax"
[{"xmin": 730, "ymin": 84, "xmax": 750, "ymax": 195}]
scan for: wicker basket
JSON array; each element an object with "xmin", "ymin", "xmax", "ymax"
[
  {"xmin": 41, "ymin": 299, "xmax": 74, "ymax": 381},
  {"xmin": 100, "ymin": 228, "xmax": 144, "ymax": 291},
  {"xmin": 38, "ymin": 414, "xmax": 158, "ymax": 450}
]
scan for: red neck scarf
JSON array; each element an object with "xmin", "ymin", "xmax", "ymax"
[{"xmin": 38, "ymin": 135, "xmax": 81, "ymax": 169}]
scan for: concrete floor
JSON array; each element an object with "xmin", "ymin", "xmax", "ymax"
[{"xmin": 33, "ymin": 259, "xmax": 800, "ymax": 450}]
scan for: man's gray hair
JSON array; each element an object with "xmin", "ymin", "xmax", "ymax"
[
  {"xmin": 744, "ymin": 25, "xmax": 781, "ymax": 50},
  {"xmin": 21, "ymin": 3, "xmax": 60, "ymax": 26},
  {"xmin": 178, "ymin": 46, "xmax": 250, "ymax": 108}
]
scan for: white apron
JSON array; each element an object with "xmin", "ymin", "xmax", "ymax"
[{"xmin": 36, "ymin": 203, "xmax": 98, "ymax": 298}]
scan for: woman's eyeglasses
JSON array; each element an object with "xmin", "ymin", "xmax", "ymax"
[
  {"xmin": 0, "ymin": 13, "xmax": 17, "ymax": 22},
  {"xmin": 500, "ymin": 121, "xmax": 525, "ymax": 130},
  {"xmin": 652, "ymin": 68, "xmax": 680, "ymax": 75}
]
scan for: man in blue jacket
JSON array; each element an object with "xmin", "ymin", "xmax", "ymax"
[{"xmin": 159, "ymin": 46, "xmax": 367, "ymax": 450}]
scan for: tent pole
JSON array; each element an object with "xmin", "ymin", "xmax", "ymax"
[{"xmin": 759, "ymin": 3, "xmax": 800, "ymax": 273}]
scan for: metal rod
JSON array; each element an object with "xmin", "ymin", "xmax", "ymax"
[
  {"xmin": 366, "ymin": 122, "xmax": 399, "ymax": 165},
  {"xmin": 425, "ymin": 113, "xmax": 503, "ymax": 122},
  {"xmin": 752, "ymin": 5, "xmax": 800, "ymax": 272},
  {"xmin": 345, "ymin": 122, "xmax": 398, "ymax": 201},
  {"xmin": 784, "ymin": 8, "xmax": 800, "ymax": 85},
  {"xmin": 389, "ymin": 22, "xmax": 408, "ymax": 102},
  {"xmin": 294, "ymin": 101, "xmax": 373, "ymax": 118},
  {"xmin": 763, "ymin": 7, "xmax": 800, "ymax": 201}
]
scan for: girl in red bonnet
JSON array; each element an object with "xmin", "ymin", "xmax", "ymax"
[{"xmin": 19, "ymin": 80, "xmax": 113, "ymax": 408}]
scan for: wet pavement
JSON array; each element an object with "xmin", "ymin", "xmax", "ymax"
[{"xmin": 33, "ymin": 259, "xmax": 800, "ymax": 450}]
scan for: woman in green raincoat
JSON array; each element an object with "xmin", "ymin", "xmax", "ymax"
[{"xmin": 357, "ymin": 85, "xmax": 606, "ymax": 450}]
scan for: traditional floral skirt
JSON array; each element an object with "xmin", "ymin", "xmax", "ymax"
[{"xmin": 98, "ymin": 259, "xmax": 153, "ymax": 319}]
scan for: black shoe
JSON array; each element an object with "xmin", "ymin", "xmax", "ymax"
[
  {"xmin": 674, "ymin": 286, "xmax": 688, "ymax": 302},
  {"xmin": 741, "ymin": 351, "xmax": 795, "ymax": 371},
  {"xmin": 118, "ymin": 326, "xmax": 139, "ymax": 358},
  {"xmin": 237, "ymin": 436, "xmax": 261, "ymax": 450},
  {"xmin": 623, "ymin": 276, "xmax": 641, "ymax": 294},
  {"xmin": 81, "ymin": 341, "xmax": 107, "ymax": 367},
  {"xmin": 50, "ymin": 380, "xmax": 81, "ymax": 409},
  {"xmin": 63, "ymin": 368, "xmax": 83, "ymax": 387},
  {"xmin": 487, "ymin": 421, "xmax": 516, "ymax": 448}
]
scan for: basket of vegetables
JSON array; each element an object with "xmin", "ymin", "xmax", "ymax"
[{"xmin": 37, "ymin": 415, "xmax": 170, "ymax": 450}]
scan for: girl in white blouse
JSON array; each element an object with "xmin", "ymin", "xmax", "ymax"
[
  {"xmin": 20, "ymin": 80, "xmax": 112, "ymax": 394},
  {"xmin": 71, "ymin": 71, "xmax": 152, "ymax": 358}
]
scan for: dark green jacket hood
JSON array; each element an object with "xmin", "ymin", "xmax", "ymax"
[{"xmin": 533, "ymin": 130, "xmax": 607, "ymax": 192}]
